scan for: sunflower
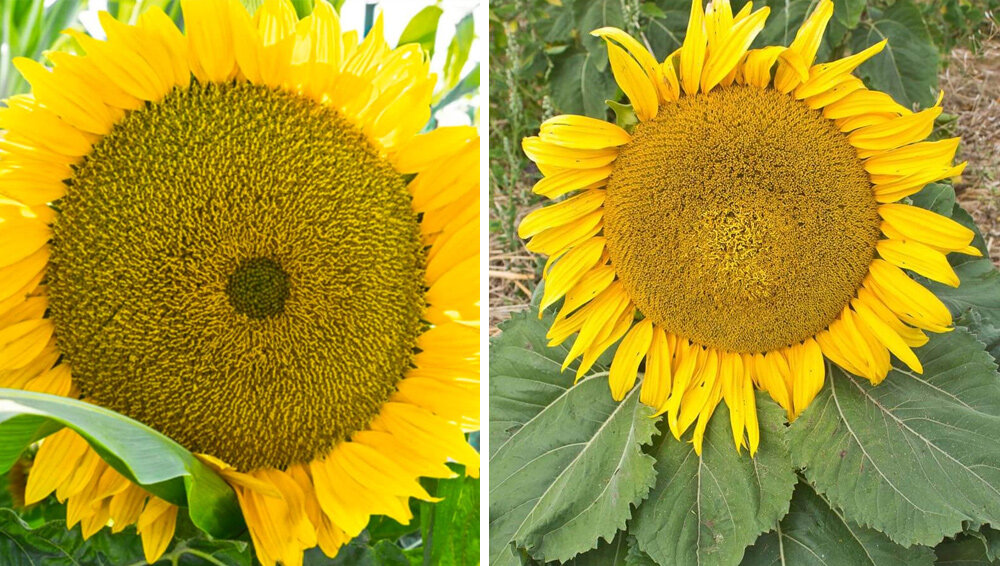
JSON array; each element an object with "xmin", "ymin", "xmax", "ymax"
[
  {"xmin": 0, "ymin": 0, "xmax": 479, "ymax": 563},
  {"xmin": 520, "ymin": 0, "xmax": 974, "ymax": 456}
]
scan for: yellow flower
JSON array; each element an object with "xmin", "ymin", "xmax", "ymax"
[
  {"xmin": 0, "ymin": 0, "xmax": 479, "ymax": 564},
  {"xmin": 520, "ymin": 0, "xmax": 973, "ymax": 456}
]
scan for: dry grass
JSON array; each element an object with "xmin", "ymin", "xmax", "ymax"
[
  {"xmin": 489, "ymin": 36, "xmax": 1000, "ymax": 334},
  {"xmin": 941, "ymin": 34, "xmax": 1000, "ymax": 266}
]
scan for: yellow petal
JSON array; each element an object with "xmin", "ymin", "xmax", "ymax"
[
  {"xmin": 742, "ymin": 365, "xmax": 760, "ymax": 456},
  {"xmin": 639, "ymin": 326, "xmax": 672, "ymax": 408},
  {"xmin": 803, "ymin": 74, "xmax": 864, "ymax": 109},
  {"xmin": 872, "ymin": 162, "xmax": 967, "ymax": 203},
  {"xmin": 592, "ymin": 27, "xmax": 671, "ymax": 102},
  {"xmin": 865, "ymin": 259, "xmax": 952, "ymax": 332},
  {"xmin": 824, "ymin": 88, "xmax": 909, "ymax": 119},
  {"xmin": 679, "ymin": 0, "xmax": 707, "ymax": 95},
  {"xmin": 789, "ymin": 338, "xmax": 824, "ymax": 418},
  {"xmin": 137, "ymin": 7, "xmax": 191, "ymax": 89},
  {"xmin": 136, "ymin": 498, "xmax": 178, "ymax": 564},
  {"xmin": 851, "ymin": 298, "xmax": 922, "ymax": 373},
  {"xmin": 518, "ymin": 190, "xmax": 605, "ymax": 238},
  {"xmin": 701, "ymin": 6, "xmax": 769, "ymax": 92},
  {"xmin": 605, "ymin": 42, "xmax": 659, "ymax": 121},
  {"xmin": 393, "ymin": 127, "xmax": 478, "ymax": 173},
  {"xmin": 539, "ymin": 238, "xmax": 606, "ymax": 311},
  {"xmin": 773, "ymin": 0, "xmax": 833, "ymax": 92},
  {"xmin": 0, "ymin": 318, "xmax": 53, "ymax": 370},
  {"xmin": 848, "ymin": 104, "xmax": 942, "ymax": 152},
  {"xmin": 526, "ymin": 211, "xmax": 602, "ymax": 257},
  {"xmin": 182, "ymin": 0, "xmax": 236, "ymax": 83},
  {"xmin": 794, "ymin": 39, "xmax": 887, "ymax": 100},
  {"xmin": 539, "ymin": 115, "xmax": 631, "ymax": 149},
  {"xmin": 877, "ymin": 238, "xmax": 959, "ymax": 287},
  {"xmin": 878, "ymin": 203, "xmax": 974, "ymax": 250},
  {"xmin": 742, "ymin": 46, "xmax": 785, "ymax": 88},
  {"xmin": 675, "ymin": 349, "xmax": 719, "ymax": 437},
  {"xmin": 11, "ymin": 58, "xmax": 117, "ymax": 135},
  {"xmin": 522, "ymin": 136, "xmax": 618, "ymax": 169},
  {"xmin": 864, "ymin": 138, "xmax": 960, "ymax": 176},
  {"xmin": 608, "ymin": 319, "xmax": 652, "ymax": 401},
  {"xmin": 532, "ymin": 166, "xmax": 612, "ymax": 199},
  {"xmin": 0, "ymin": 246, "xmax": 48, "ymax": 302}
]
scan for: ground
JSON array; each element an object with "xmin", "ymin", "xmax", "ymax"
[{"xmin": 488, "ymin": 37, "xmax": 1000, "ymax": 334}]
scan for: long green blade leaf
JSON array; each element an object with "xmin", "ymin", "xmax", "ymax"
[{"xmin": 0, "ymin": 389, "xmax": 244, "ymax": 539}]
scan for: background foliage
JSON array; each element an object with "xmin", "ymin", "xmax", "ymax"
[
  {"xmin": 0, "ymin": 1, "xmax": 479, "ymax": 564},
  {"xmin": 489, "ymin": 0, "xmax": 1000, "ymax": 564}
]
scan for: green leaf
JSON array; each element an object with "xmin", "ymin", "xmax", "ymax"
[
  {"xmin": 565, "ymin": 530, "xmax": 629, "ymax": 565},
  {"xmin": 0, "ymin": 508, "xmax": 145, "ymax": 566},
  {"xmin": 851, "ymin": 0, "xmax": 939, "ymax": 109},
  {"xmin": 443, "ymin": 13, "xmax": 475, "ymax": 91},
  {"xmin": 624, "ymin": 536, "xmax": 658, "ymax": 566},
  {"xmin": 308, "ymin": 536, "xmax": 409, "ymax": 566},
  {"xmin": 752, "ymin": 0, "xmax": 814, "ymax": 48},
  {"xmin": 828, "ymin": 0, "xmax": 866, "ymax": 43},
  {"xmin": 489, "ymin": 311, "xmax": 658, "ymax": 564},
  {"xmin": 397, "ymin": 6, "xmax": 444, "ymax": 58},
  {"xmin": 630, "ymin": 393, "xmax": 796, "ymax": 566},
  {"xmin": 577, "ymin": 0, "xmax": 625, "ymax": 60},
  {"xmin": 421, "ymin": 466, "xmax": 479, "ymax": 566},
  {"xmin": 934, "ymin": 533, "xmax": 995, "ymax": 566},
  {"xmin": 931, "ymin": 258, "xmax": 1000, "ymax": 364},
  {"xmin": 788, "ymin": 329, "xmax": 1000, "ymax": 546},
  {"xmin": 0, "ymin": 389, "xmax": 244, "ymax": 539},
  {"xmin": 433, "ymin": 63, "xmax": 480, "ymax": 115},
  {"xmin": 741, "ymin": 482, "xmax": 936, "ymax": 565},
  {"xmin": 288, "ymin": 0, "xmax": 314, "ymax": 19},
  {"xmin": 645, "ymin": 1, "xmax": 689, "ymax": 56},
  {"xmin": 549, "ymin": 50, "xmax": 616, "ymax": 119}
]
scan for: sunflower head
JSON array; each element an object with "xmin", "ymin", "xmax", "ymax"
[
  {"xmin": 0, "ymin": 1, "xmax": 479, "ymax": 564},
  {"xmin": 520, "ymin": 0, "xmax": 973, "ymax": 456}
]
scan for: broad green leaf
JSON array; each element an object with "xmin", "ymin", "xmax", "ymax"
[
  {"xmin": 645, "ymin": 0, "xmax": 689, "ymax": 56},
  {"xmin": 624, "ymin": 536, "xmax": 658, "ymax": 566},
  {"xmin": 0, "ymin": 389, "xmax": 244, "ymax": 539},
  {"xmin": 750, "ymin": 0, "xmax": 815, "ymax": 48},
  {"xmin": 420, "ymin": 465, "xmax": 478, "ymax": 566},
  {"xmin": 397, "ymin": 6, "xmax": 444, "ymax": 58},
  {"xmin": 934, "ymin": 533, "xmax": 994, "ymax": 566},
  {"xmin": 631, "ymin": 394, "xmax": 796, "ymax": 566},
  {"xmin": 789, "ymin": 329, "xmax": 1000, "ymax": 546},
  {"xmin": 931, "ymin": 258, "xmax": 1000, "ymax": 364},
  {"xmin": 489, "ymin": 311, "xmax": 658, "ymax": 564},
  {"xmin": 577, "ymin": 0, "xmax": 625, "ymax": 64},
  {"xmin": 550, "ymin": 50, "xmax": 616, "ymax": 119},
  {"xmin": 309, "ymin": 537, "xmax": 409, "ymax": 565},
  {"xmin": 828, "ymin": 0, "xmax": 866, "ymax": 42},
  {"xmin": 741, "ymin": 482, "xmax": 936, "ymax": 566},
  {"xmin": 0, "ymin": 508, "xmax": 145, "ymax": 566},
  {"xmin": 851, "ymin": 0, "xmax": 939, "ymax": 109},
  {"xmin": 564, "ymin": 530, "xmax": 629, "ymax": 565},
  {"xmin": 443, "ymin": 13, "xmax": 475, "ymax": 91}
]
